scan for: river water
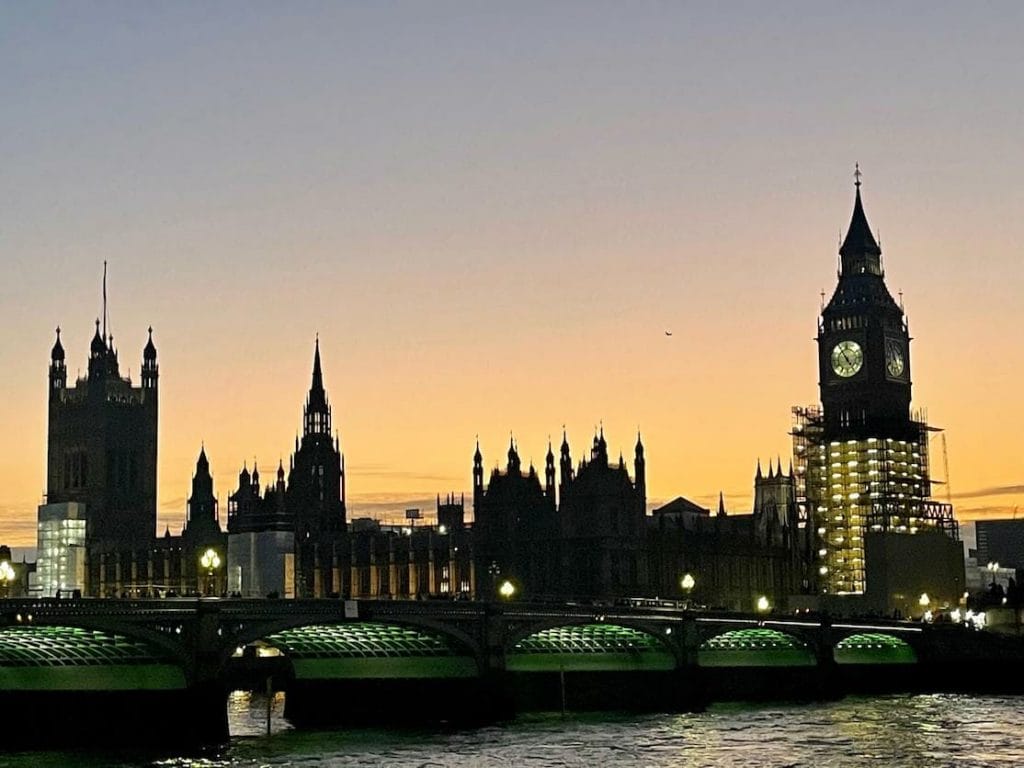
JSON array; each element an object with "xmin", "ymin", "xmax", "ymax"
[{"xmin": 3, "ymin": 692, "xmax": 1022, "ymax": 767}]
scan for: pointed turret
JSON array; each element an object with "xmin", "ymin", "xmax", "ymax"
[
  {"xmin": 473, "ymin": 436, "xmax": 485, "ymax": 512},
  {"xmin": 717, "ymin": 492, "xmax": 726, "ymax": 517},
  {"xmin": 143, "ymin": 327, "xmax": 157, "ymax": 360},
  {"xmin": 634, "ymin": 430, "xmax": 646, "ymax": 503},
  {"xmin": 90, "ymin": 319, "xmax": 105, "ymax": 358},
  {"xmin": 545, "ymin": 438, "xmax": 556, "ymax": 501},
  {"xmin": 559, "ymin": 428, "xmax": 574, "ymax": 492},
  {"xmin": 184, "ymin": 443, "xmax": 220, "ymax": 541},
  {"xmin": 49, "ymin": 327, "xmax": 67, "ymax": 398},
  {"xmin": 141, "ymin": 326, "xmax": 159, "ymax": 391},
  {"xmin": 51, "ymin": 327, "xmax": 65, "ymax": 362},
  {"xmin": 507, "ymin": 434, "xmax": 521, "ymax": 473},
  {"xmin": 756, "ymin": 459, "xmax": 763, "ymax": 479}
]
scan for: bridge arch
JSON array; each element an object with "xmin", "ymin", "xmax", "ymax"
[
  {"xmin": 833, "ymin": 632, "xmax": 918, "ymax": 665},
  {"xmin": 698, "ymin": 627, "xmax": 816, "ymax": 668},
  {"xmin": 231, "ymin": 620, "xmax": 480, "ymax": 680},
  {"xmin": 0, "ymin": 624, "xmax": 187, "ymax": 691},
  {"xmin": 506, "ymin": 621, "xmax": 678, "ymax": 673}
]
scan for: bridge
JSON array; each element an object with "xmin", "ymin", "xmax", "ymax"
[{"xmin": 0, "ymin": 598, "xmax": 1020, "ymax": 746}]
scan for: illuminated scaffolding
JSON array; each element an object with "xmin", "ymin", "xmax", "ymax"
[{"xmin": 792, "ymin": 406, "xmax": 958, "ymax": 595}]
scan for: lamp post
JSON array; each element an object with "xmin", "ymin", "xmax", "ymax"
[
  {"xmin": 987, "ymin": 561, "xmax": 1000, "ymax": 589},
  {"xmin": 498, "ymin": 579, "xmax": 516, "ymax": 600},
  {"xmin": 0, "ymin": 560, "xmax": 15, "ymax": 599},
  {"xmin": 680, "ymin": 573, "xmax": 695, "ymax": 608},
  {"xmin": 487, "ymin": 560, "xmax": 500, "ymax": 600},
  {"xmin": 200, "ymin": 548, "xmax": 222, "ymax": 596}
]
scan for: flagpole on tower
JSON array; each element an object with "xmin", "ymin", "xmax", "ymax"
[{"xmin": 102, "ymin": 260, "xmax": 108, "ymax": 343}]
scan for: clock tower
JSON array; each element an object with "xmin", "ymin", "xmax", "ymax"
[
  {"xmin": 794, "ymin": 169, "xmax": 957, "ymax": 596},
  {"xmin": 817, "ymin": 171, "xmax": 914, "ymax": 439}
]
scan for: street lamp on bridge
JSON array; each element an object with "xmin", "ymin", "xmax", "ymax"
[
  {"xmin": 680, "ymin": 573, "xmax": 695, "ymax": 607},
  {"xmin": 200, "ymin": 548, "xmax": 222, "ymax": 597},
  {"xmin": 0, "ymin": 559, "xmax": 15, "ymax": 599}
]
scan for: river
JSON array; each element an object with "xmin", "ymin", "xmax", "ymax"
[{"xmin": 2, "ymin": 692, "xmax": 1022, "ymax": 767}]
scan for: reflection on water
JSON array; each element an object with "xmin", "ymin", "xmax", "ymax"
[
  {"xmin": 225, "ymin": 690, "xmax": 290, "ymax": 738},
  {"xmin": 2, "ymin": 693, "xmax": 1023, "ymax": 767}
]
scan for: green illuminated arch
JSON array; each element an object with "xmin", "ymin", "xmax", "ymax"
[
  {"xmin": 507, "ymin": 623, "xmax": 676, "ymax": 672},
  {"xmin": 834, "ymin": 633, "xmax": 917, "ymax": 665},
  {"xmin": 698, "ymin": 628, "xmax": 815, "ymax": 668},
  {"xmin": 0, "ymin": 625, "xmax": 185, "ymax": 690},
  {"xmin": 262, "ymin": 622, "xmax": 478, "ymax": 679}
]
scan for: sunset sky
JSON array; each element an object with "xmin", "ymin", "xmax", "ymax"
[{"xmin": 2, "ymin": 4, "xmax": 1023, "ymax": 547}]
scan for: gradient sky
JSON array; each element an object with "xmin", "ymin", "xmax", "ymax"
[{"xmin": 2, "ymin": 3, "xmax": 1023, "ymax": 547}]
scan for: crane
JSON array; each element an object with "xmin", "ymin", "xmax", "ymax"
[{"xmin": 941, "ymin": 433, "xmax": 952, "ymax": 505}]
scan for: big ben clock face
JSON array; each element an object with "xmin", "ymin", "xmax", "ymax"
[
  {"xmin": 885, "ymin": 338, "xmax": 906, "ymax": 378},
  {"xmin": 831, "ymin": 340, "xmax": 863, "ymax": 378}
]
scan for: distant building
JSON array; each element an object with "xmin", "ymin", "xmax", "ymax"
[
  {"xmin": 975, "ymin": 519, "xmax": 1024, "ymax": 570},
  {"xmin": 348, "ymin": 495, "xmax": 474, "ymax": 599}
]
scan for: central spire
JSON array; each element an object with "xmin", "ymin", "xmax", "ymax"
[
  {"xmin": 304, "ymin": 336, "xmax": 331, "ymax": 437},
  {"xmin": 311, "ymin": 334, "xmax": 325, "ymax": 397}
]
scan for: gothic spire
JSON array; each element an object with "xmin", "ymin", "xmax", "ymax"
[
  {"xmin": 839, "ymin": 164, "xmax": 883, "ymax": 276},
  {"xmin": 304, "ymin": 336, "xmax": 331, "ymax": 436},
  {"xmin": 310, "ymin": 335, "xmax": 325, "ymax": 401}
]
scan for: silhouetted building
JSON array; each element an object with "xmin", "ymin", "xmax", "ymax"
[
  {"xmin": 472, "ymin": 429, "xmax": 650, "ymax": 600},
  {"xmin": 473, "ymin": 437, "xmax": 558, "ymax": 598},
  {"xmin": 181, "ymin": 447, "xmax": 227, "ymax": 595},
  {"xmin": 558, "ymin": 429, "xmax": 648, "ymax": 598},
  {"xmin": 226, "ymin": 339, "xmax": 347, "ymax": 597},
  {"xmin": 288, "ymin": 338, "xmax": 347, "ymax": 597},
  {"xmin": 648, "ymin": 460, "xmax": 805, "ymax": 610},
  {"xmin": 43, "ymin": 311, "xmax": 159, "ymax": 595}
]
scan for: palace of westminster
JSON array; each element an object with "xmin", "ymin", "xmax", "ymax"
[{"xmin": 27, "ymin": 177, "xmax": 964, "ymax": 616}]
